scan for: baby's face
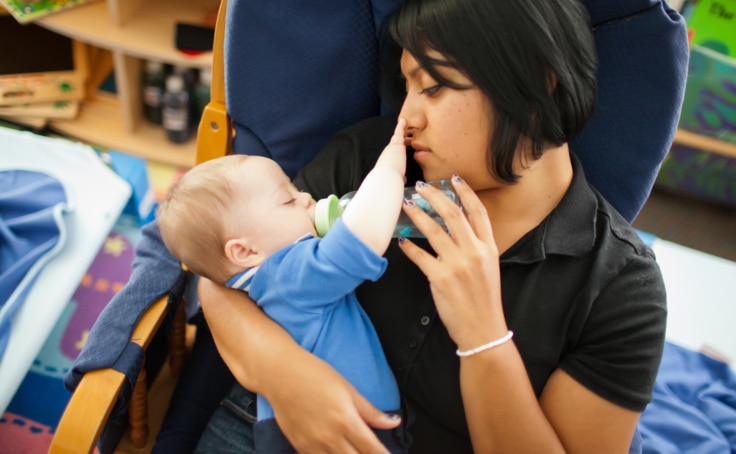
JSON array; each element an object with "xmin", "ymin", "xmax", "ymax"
[{"xmin": 232, "ymin": 157, "xmax": 317, "ymax": 257}]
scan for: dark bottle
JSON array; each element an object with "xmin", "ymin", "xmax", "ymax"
[
  {"xmin": 142, "ymin": 61, "xmax": 165, "ymax": 125},
  {"xmin": 162, "ymin": 73, "xmax": 192, "ymax": 144},
  {"xmin": 193, "ymin": 67, "xmax": 211, "ymax": 124},
  {"xmin": 173, "ymin": 66, "xmax": 199, "ymax": 125}
]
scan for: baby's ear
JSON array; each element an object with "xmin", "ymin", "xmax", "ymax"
[{"xmin": 224, "ymin": 238, "xmax": 261, "ymax": 268}]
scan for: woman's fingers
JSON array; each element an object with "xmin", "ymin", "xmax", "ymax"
[
  {"xmin": 400, "ymin": 179, "xmax": 472, "ymax": 252},
  {"xmin": 398, "ymin": 176, "xmax": 504, "ymax": 347},
  {"xmin": 449, "ymin": 175, "xmax": 494, "ymax": 245}
]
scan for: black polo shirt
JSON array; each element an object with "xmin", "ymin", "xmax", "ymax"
[{"xmin": 294, "ymin": 116, "xmax": 667, "ymax": 453}]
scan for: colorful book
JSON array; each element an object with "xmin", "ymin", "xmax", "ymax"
[
  {"xmin": 678, "ymin": 45, "xmax": 736, "ymax": 144},
  {"xmin": 0, "ymin": 100, "xmax": 79, "ymax": 119},
  {"xmin": 0, "ymin": 0, "xmax": 101, "ymax": 24},
  {"xmin": 686, "ymin": 0, "xmax": 736, "ymax": 57}
]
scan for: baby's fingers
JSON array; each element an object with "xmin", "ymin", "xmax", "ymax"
[{"xmin": 390, "ymin": 118, "xmax": 407, "ymax": 145}]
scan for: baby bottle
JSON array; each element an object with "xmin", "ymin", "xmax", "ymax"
[{"xmin": 314, "ymin": 180, "xmax": 462, "ymax": 238}]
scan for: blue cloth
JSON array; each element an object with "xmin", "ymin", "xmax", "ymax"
[
  {"xmin": 0, "ymin": 170, "xmax": 69, "ymax": 362},
  {"xmin": 639, "ymin": 342, "xmax": 736, "ymax": 453},
  {"xmin": 226, "ymin": 219, "xmax": 398, "ymax": 421}
]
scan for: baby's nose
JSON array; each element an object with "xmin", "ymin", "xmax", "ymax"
[{"xmin": 300, "ymin": 192, "xmax": 314, "ymax": 207}]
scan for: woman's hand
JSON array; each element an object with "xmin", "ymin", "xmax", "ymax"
[
  {"xmin": 269, "ymin": 362, "xmax": 401, "ymax": 454},
  {"xmin": 198, "ymin": 278, "xmax": 399, "ymax": 453},
  {"xmin": 397, "ymin": 175, "xmax": 508, "ymax": 351}
]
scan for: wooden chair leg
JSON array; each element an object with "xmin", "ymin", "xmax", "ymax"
[{"xmin": 129, "ymin": 362, "xmax": 149, "ymax": 448}]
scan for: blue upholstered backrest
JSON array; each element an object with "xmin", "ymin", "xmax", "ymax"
[
  {"xmin": 224, "ymin": 0, "xmax": 689, "ymax": 222},
  {"xmin": 573, "ymin": 0, "xmax": 689, "ymax": 221}
]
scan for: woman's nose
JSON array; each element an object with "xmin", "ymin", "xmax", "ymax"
[{"xmin": 399, "ymin": 95, "xmax": 423, "ymax": 136}]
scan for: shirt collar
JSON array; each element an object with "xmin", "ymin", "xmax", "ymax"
[
  {"xmin": 225, "ymin": 232, "xmax": 316, "ymax": 290},
  {"xmin": 502, "ymin": 152, "xmax": 598, "ymax": 264}
]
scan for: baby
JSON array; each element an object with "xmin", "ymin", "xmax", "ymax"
[{"xmin": 157, "ymin": 119, "xmax": 409, "ymax": 453}]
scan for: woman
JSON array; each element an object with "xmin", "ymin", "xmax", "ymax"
[{"xmin": 197, "ymin": 0, "xmax": 667, "ymax": 452}]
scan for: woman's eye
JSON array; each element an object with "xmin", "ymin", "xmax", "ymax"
[{"xmin": 420, "ymin": 84, "xmax": 442, "ymax": 96}]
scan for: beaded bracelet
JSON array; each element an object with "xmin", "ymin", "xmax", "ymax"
[{"xmin": 456, "ymin": 330, "xmax": 514, "ymax": 357}]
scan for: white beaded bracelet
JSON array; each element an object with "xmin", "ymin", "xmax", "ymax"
[{"xmin": 456, "ymin": 330, "xmax": 514, "ymax": 357}]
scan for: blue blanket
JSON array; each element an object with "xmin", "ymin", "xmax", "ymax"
[
  {"xmin": 0, "ymin": 170, "xmax": 69, "ymax": 362},
  {"xmin": 640, "ymin": 342, "xmax": 736, "ymax": 453}
]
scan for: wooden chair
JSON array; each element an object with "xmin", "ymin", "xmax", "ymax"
[
  {"xmin": 49, "ymin": 0, "xmax": 707, "ymax": 452},
  {"xmin": 48, "ymin": 1, "xmax": 231, "ymax": 452}
]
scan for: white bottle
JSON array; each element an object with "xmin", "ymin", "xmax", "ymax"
[{"xmin": 315, "ymin": 180, "xmax": 462, "ymax": 238}]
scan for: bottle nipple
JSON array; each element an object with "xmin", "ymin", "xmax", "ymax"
[{"xmin": 314, "ymin": 194, "xmax": 342, "ymax": 237}]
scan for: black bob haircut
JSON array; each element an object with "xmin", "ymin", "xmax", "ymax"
[{"xmin": 383, "ymin": 0, "xmax": 598, "ymax": 183}]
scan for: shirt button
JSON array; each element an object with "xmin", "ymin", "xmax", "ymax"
[
  {"xmin": 420, "ymin": 315, "xmax": 430, "ymax": 326},
  {"xmin": 409, "ymin": 339, "xmax": 418, "ymax": 349}
]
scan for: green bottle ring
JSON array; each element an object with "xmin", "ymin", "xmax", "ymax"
[{"xmin": 314, "ymin": 194, "xmax": 341, "ymax": 237}]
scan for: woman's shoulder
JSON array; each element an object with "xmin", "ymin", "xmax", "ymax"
[{"xmin": 594, "ymin": 190, "xmax": 657, "ymax": 262}]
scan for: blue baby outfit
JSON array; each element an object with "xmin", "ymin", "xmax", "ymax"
[{"xmin": 225, "ymin": 218, "xmax": 400, "ymax": 421}]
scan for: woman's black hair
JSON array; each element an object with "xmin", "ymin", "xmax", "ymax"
[{"xmin": 383, "ymin": 0, "xmax": 597, "ymax": 183}]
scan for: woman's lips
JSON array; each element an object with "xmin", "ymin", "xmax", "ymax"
[{"xmin": 410, "ymin": 144, "xmax": 431, "ymax": 161}]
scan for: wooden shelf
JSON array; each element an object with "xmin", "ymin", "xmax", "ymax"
[
  {"xmin": 50, "ymin": 91, "xmax": 196, "ymax": 167},
  {"xmin": 673, "ymin": 129, "xmax": 736, "ymax": 160},
  {"xmin": 29, "ymin": 0, "xmax": 217, "ymax": 167},
  {"xmin": 37, "ymin": 0, "xmax": 217, "ymax": 67}
]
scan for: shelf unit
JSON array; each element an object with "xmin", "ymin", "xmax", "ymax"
[
  {"xmin": 25, "ymin": 0, "xmax": 736, "ymax": 168},
  {"xmin": 674, "ymin": 129, "xmax": 736, "ymax": 160},
  {"xmin": 36, "ymin": 0, "xmax": 219, "ymax": 168}
]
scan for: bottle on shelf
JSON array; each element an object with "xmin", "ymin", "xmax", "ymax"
[
  {"xmin": 193, "ymin": 67, "xmax": 212, "ymax": 124},
  {"xmin": 162, "ymin": 73, "xmax": 192, "ymax": 144},
  {"xmin": 314, "ymin": 180, "xmax": 463, "ymax": 238},
  {"xmin": 141, "ymin": 60, "xmax": 166, "ymax": 125},
  {"xmin": 172, "ymin": 66, "xmax": 199, "ymax": 125}
]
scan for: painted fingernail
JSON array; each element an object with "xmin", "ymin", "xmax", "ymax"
[
  {"xmin": 385, "ymin": 413, "xmax": 401, "ymax": 420},
  {"xmin": 416, "ymin": 180, "xmax": 428, "ymax": 189},
  {"xmin": 403, "ymin": 198, "xmax": 415, "ymax": 208},
  {"xmin": 398, "ymin": 237, "xmax": 407, "ymax": 244},
  {"xmin": 452, "ymin": 174, "xmax": 464, "ymax": 183}
]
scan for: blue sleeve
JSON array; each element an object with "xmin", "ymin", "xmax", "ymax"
[{"xmin": 255, "ymin": 218, "xmax": 387, "ymax": 310}]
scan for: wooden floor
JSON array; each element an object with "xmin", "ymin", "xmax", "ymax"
[{"xmin": 633, "ymin": 187, "xmax": 736, "ymax": 263}]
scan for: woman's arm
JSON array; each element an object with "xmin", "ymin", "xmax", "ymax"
[
  {"xmin": 398, "ymin": 177, "xmax": 643, "ymax": 453},
  {"xmin": 198, "ymin": 277, "xmax": 400, "ymax": 454}
]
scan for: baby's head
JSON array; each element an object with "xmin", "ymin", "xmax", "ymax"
[{"xmin": 157, "ymin": 155, "xmax": 318, "ymax": 284}]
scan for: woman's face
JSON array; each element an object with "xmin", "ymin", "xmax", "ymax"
[{"xmin": 399, "ymin": 49, "xmax": 495, "ymax": 190}]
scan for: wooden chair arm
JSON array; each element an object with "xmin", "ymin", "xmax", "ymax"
[{"xmin": 49, "ymin": 295, "xmax": 170, "ymax": 454}]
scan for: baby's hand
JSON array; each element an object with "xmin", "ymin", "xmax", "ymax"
[{"xmin": 374, "ymin": 118, "xmax": 407, "ymax": 180}]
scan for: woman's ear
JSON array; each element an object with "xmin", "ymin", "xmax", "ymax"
[{"xmin": 224, "ymin": 238, "xmax": 262, "ymax": 268}]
